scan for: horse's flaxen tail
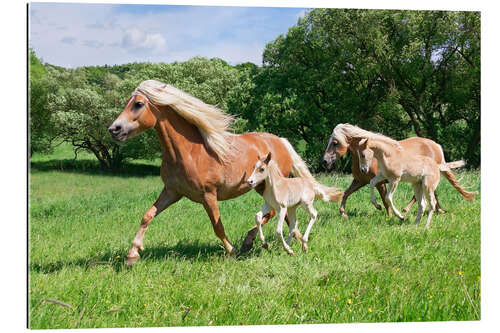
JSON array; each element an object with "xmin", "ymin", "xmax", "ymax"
[
  {"xmin": 280, "ymin": 138, "xmax": 343, "ymax": 202},
  {"xmin": 438, "ymin": 160, "xmax": 477, "ymax": 201}
]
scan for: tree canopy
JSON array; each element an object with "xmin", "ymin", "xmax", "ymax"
[{"xmin": 29, "ymin": 9, "xmax": 480, "ymax": 171}]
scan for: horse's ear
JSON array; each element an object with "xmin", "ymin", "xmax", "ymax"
[{"xmin": 264, "ymin": 152, "xmax": 272, "ymax": 164}]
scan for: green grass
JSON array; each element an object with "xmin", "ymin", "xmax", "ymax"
[{"xmin": 29, "ymin": 144, "xmax": 481, "ymax": 328}]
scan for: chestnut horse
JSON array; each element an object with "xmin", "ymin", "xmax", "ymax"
[
  {"xmin": 108, "ymin": 80, "xmax": 338, "ymax": 265},
  {"xmin": 322, "ymin": 124, "xmax": 476, "ymax": 218}
]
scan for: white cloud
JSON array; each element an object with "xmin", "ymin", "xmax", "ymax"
[
  {"xmin": 29, "ymin": 3, "xmax": 305, "ymax": 67},
  {"xmin": 121, "ymin": 28, "xmax": 167, "ymax": 53}
]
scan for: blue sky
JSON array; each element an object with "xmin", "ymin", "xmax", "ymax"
[{"xmin": 29, "ymin": 2, "xmax": 307, "ymax": 68}]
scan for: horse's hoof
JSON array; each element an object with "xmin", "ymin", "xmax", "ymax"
[
  {"xmin": 438, "ymin": 209, "xmax": 445, "ymax": 214},
  {"xmin": 262, "ymin": 242, "xmax": 269, "ymax": 250},
  {"xmin": 240, "ymin": 240, "xmax": 254, "ymax": 253},
  {"xmin": 402, "ymin": 208, "xmax": 409, "ymax": 213},
  {"xmin": 302, "ymin": 243, "xmax": 309, "ymax": 252},
  {"xmin": 398, "ymin": 216, "xmax": 406, "ymax": 221},
  {"xmin": 125, "ymin": 255, "xmax": 140, "ymax": 267},
  {"xmin": 286, "ymin": 249, "xmax": 294, "ymax": 255},
  {"xmin": 341, "ymin": 213, "xmax": 348, "ymax": 219},
  {"xmin": 375, "ymin": 204, "xmax": 382, "ymax": 210}
]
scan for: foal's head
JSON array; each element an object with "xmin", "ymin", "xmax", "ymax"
[
  {"xmin": 247, "ymin": 153, "xmax": 272, "ymax": 188},
  {"xmin": 352, "ymin": 137, "xmax": 373, "ymax": 174},
  {"xmin": 108, "ymin": 92, "xmax": 157, "ymax": 142}
]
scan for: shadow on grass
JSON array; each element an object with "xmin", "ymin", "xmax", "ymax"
[
  {"xmin": 29, "ymin": 239, "xmax": 257, "ymax": 275},
  {"xmin": 30, "ymin": 159, "xmax": 160, "ymax": 178}
]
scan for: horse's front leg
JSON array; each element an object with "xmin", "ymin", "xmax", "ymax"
[
  {"xmin": 385, "ymin": 179, "xmax": 405, "ymax": 220},
  {"xmin": 126, "ymin": 188, "xmax": 182, "ymax": 266},
  {"xmin": 376, "ymin": 182, "xmax": 392, "ymax": 217},
  {"xmin": 276, "ymin": 207, "xmax": 294, "ymax": 255},
  {"xmin": 202, "ymin": 192, "xmax": 236, "ymax": 256},
  {"xmin": 255, "ymin": 203, "xmax": 272, "ymax": 250},
  {"xmin": 369, "ymin": 173, "xmax": 385, "ymax": 210}
]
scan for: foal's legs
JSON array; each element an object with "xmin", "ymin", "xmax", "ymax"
[
  {"xmin": 435, "ymin": 192, "xmax": 445, "ymax": 214},
  {"xmin": 241, "ymin": 184, "xmax": 303, "ymax": 252},
  {"xmin": 425, "ymin": 190, "xmax": 437, "ymax": 229},
  {"xmin": 255, "ymin": 203, "xmax": 272, "ymax": 249},
  {"xmin": 126, "ymin": 188, "xmax": 182, "ymax": 266},
  {"xmin": 369, "ymin": 173, "xmax": 385, "ymax": 210},
  {"xmin": 202, "ymin": 193, "xmax": 236, "ymax": 256},
  {"xmin": 385, "ymin": 179, "xmax": 405, "ymax": 220},
  {"xmin": 276, "ymin": 207, "xmax": 294, "ymax": 255},
  {"xmin": 413, "ymin": 184, "xmax": 425, "ymax": 225},
  {"xmin": 404, "ymin": 192, "xmax": 444, "ymax": 214},
  {"xmin": 286, "ymin": 207, "xmax": 298, "ymax": 246},
  {"xmin": 301, "ymin": 201, "xmax": 318, "ymax": 252},
  {"xmin": 339, "ymin": 179, "xmax": 365, "ymax": 218}
]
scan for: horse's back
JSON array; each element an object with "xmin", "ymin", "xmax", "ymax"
[{"xmin": 400, "ymin": 137, "xmax": 445, "ymax": 164}]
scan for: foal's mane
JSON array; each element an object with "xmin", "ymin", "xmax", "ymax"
[
  {"xmin": 333, "ymin": 123, "xmax": 402, "ymax": 149},
  {"xmin": 134, "ymin": 80, "xmax": 235, "ymax": 163}
]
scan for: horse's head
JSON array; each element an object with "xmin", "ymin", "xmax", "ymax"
[
  {"xmin": 247, "ymin": 152, "xmax": 272, "ymax": 188},
  {"xmin": 108, "ymin": 92, "xmax": 157, "ymax": 142},
  {"xmin": 351, "ymin": 137, "xmax": 373, "ymax": 174},
  {"xmin": 322, "ymin": 132, "xmax": 349, "ymax": 170}
]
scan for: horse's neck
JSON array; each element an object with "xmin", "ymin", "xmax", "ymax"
[
  {"xmin": 371, "ymin": 140, "xmax": 398, "ymax": 169},
  {"xmin": 153, "ymin": 105, "xmax": 205, "ymax": 165},
  {"xmin": 264, "ymin": 166, "xmax": 285, "ymax": 202}
]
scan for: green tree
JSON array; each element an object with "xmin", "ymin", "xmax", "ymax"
[
  {"xmin": 29, "ymin": 49, "xmax": 55, "ymax": 155},
  {"xmin": 230, "ymin": 9, "xmax": 480, "ymax": 170}
]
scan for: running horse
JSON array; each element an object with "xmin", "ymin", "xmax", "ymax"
[
  {"xmin": 108, "ymin": 80, "xmax": 341, "ymax": 265},
  {"xmin": 322, "ymin": 124, "xmax": 476, "ymax": 218}
]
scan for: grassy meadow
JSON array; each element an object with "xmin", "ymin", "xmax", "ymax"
[{"xmin": 29, "ymin": 144, "xmax": 481, "ymax": 329}]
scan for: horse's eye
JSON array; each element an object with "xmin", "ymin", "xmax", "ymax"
[
  {"xmin": 259, "ymin": 168, "xmax": 264, "ymax": 173},
  {"xmin": 333, "ymin": 141, "xmax": 338, "ymax": 146},
  {"xmin": 134, "ymin": 101, "xmax": 144, "ymax": 109}
]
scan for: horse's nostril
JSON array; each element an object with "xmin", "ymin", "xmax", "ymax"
[{"xmin": 108, "ymin": 124, "xmax": 122, "ymax": 134}]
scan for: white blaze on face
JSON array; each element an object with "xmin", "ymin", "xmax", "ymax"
[{"xmin": 248, "ymin": 160, "xmax": 261, "ymax": 185}]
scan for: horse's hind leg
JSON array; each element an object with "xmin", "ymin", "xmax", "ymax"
[
  {"xmin": 339, "ymin": 179, "xmax": 365, "ymax": 218},
  {"xmin": 402, "ymin": 196, "xmax": 416, "ymax": 214},
  {"xmin": 301, "ymin": 202, "xmax": 318, "ymax": 252},
  {"xmin": 203, "ymin": 192, "xmax": 236, "ymax": 256},
  {"xmin": 286, "ymin": 207, "xmax": 298, "ymax": 246},
  {"xmin": 425, "ymin": 190, "xmax": 437, "ymax": 229},
  {"xmin": 434, "ymin": 192, "xmax": 445, "ymax": 214},
  {"xmin": 126, "ymin": 188, "xmax": 182, "ymax": 266},
  {"xmin": 413, "ymin": 184, "xmax": 425, "ymax": 225}
]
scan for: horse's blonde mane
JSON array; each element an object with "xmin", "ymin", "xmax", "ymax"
[
  {"xmin": 332, "ymin": 123, "xmax": 402, "ymax": 149},
  {"xmin": 134, "ymin": 79, "xmax": 235, "ymax": 163}
]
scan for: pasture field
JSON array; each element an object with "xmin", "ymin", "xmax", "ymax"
[{"xmin": 29, "ymin": 145, "xmax": 481, "ymax": 329}]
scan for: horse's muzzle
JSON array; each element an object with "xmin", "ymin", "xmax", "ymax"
[
  {"xmin": 360, "ymin": 165, "xmax": 369, "ymax": 174},
  {"xmin": 322, "ymin": 155, "xmax": 335, "ymax": 171},
  {"xmin": 108, "ymin": 121, "xmax": 128, "ymax": 142}
]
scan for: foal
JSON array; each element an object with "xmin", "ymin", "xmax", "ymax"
[
  {"xmin": 247, "ymin": 152, "xmax": 342, "ymax": 254},
  {"xmin": 353, "ymin": 137, "xmax": 465, "ymax": 228}
]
